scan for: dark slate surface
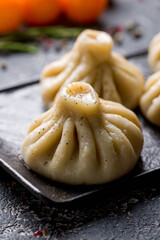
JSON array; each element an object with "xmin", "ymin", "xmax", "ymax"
[{"xmin": 0, "ymin": 0, "xmax": 160, "ymax": 239}]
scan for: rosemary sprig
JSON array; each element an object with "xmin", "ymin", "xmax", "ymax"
[
  {"xmin": 0, "ymin": 41, "xmax": 38, "ymax": 53},
  {"xmin": 0, "ymin": 26, "xmax": 85, "ymax": 52},
  {"xmin": 0, "ymin": 26, "xmax": 85, "ymax": 42}
]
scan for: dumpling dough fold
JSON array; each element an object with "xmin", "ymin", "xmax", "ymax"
[
  {"xmin": 148, "ymin": 32, "xmax": 160, "ymax": 72},
  {"xmin": 140, "ymin": 71, "xmax": 160, "ymax": 127},
  {"xmin": 22, "ymin": 82, "xmax": 143, "ymax": 185},
  {"xmin": 41, "ymin": 29, "xmax": 144, "ymax": 109}
]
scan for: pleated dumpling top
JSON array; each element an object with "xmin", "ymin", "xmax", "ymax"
[
  {"xmin": 22, "ymin": 82, "xmax": 143, "ymax": 185},
  {"xmin": 41, "ymin": 29, "xmax": 144, "ymax": 110},
  {"xmin": 140, "ymin": 71, "xmax": 160, "ymax": 127},
  {"xmin": 148, "ymin": 32, "xmax": 160, "ymax": 72}
]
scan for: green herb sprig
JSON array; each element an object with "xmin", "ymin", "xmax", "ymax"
[{"xmin": 0, "ymin": 26, "xmax": 84, "ymax": 52}]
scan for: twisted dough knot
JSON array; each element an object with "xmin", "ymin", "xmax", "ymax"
[
  {"xmin": 73, "ymin": 29, "xmax": 113, "ymax": 63},
  {"xmin": 60, "ymin": 82, "xmax": 100, "ymax": 115}
]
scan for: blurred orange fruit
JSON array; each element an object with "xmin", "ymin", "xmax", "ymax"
[
  {"xmin": 21, "ymin": 0, "xmax": 61, "ymax": 26},
  {"xmin": 58, "ymin": 0, "xmax": 68, "ymax": 11},
  {"xmin": 59, "ymin": 0, "xmax": 108, "ymax": 24},
  {"xmin": 0, "ymin": 0, "xmax": 22, "ymax": 34}
]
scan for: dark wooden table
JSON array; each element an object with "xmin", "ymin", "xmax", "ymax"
[{"xmin": 0, "ymin": 0, "xmax": 160, "ymax": 239}]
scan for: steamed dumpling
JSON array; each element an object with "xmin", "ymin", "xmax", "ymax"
[
  {"xmin": 22, "ymin": 82, "xmax": 143, "ymax": 185},
  {"xmin": 148, "ymin": 33, "xmax": 160, "ymax": 72},
  {"xmin": 41, "ymin": 29, "xmax": 144, "ymax": 109},
  {"xmin": 140, "ymin": 71, "xmax": 160, "ymax": 127}
]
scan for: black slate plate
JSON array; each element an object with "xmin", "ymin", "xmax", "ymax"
[{"xmin": 0, "ymin": 82, "xmax": 160, "ymax": 206}]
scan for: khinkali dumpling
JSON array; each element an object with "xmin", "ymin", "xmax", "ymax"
[
  {"xmin": 140, "ymin": 71, "xmax": 160, "ymax": 127},
  {"xmin": 148, "ymin": 33, "xmax": 160, "ymax": 72},
  {"xmin": 41, "ymin": 29, "xmax": 144, "ymax": 109},
  {"xmin": 22, "ymin": 82, "xmax": 143, "ymax": 185}
]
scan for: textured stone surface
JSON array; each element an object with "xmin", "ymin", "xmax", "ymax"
[{"xmin": 0, "ymin": 167, "xmax": 160, "ymax": 240}]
